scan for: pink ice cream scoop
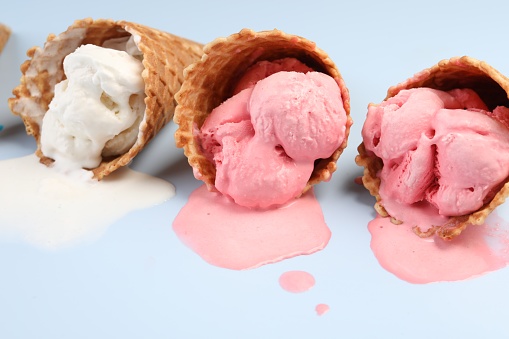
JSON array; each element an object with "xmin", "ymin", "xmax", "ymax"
[
  {"xmin": 174, "ymin": 29, "xmax": 352, "ymax": 206},
  {"xmin": 362, "ymin": 87, "xmax": 509, "ymax": 218},
  {"xmin": 199, "ymin": 64, "xmax": 347, "ymax": 208}
]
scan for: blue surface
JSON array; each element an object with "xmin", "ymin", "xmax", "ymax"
[{"xmin": 1, "ymin": 1, "xmax": 509, "ymax": 338}]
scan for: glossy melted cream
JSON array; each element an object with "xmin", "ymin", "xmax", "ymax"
[{"xmin": 0, "ymin": 155, "xmax": 175, "ymax": 249}]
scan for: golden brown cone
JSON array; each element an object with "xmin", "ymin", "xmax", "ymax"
[
  {"xmin": 174, "ymin": 28, "xmax": 352, "ymax": 194},
  {"xmin": 8, "ymin": 18, "xmax": 203, "ymax": 179},
  {"xmin": 0, "ymin": 23, "xmax": 10, "ymax": 53},
  {"xmin": 356, "ymin": 56, "xmax": 509, "ymax": 240}
]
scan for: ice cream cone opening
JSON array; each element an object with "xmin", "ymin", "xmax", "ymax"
[
  {"xmin": 174, "ymin": 28, "xmax": 352, "ymax": 197},
  {"xmin": 386, "ymin": 56, "xmax": 509, "ymax": 111}
]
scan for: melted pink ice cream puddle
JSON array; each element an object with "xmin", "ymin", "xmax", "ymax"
[
  {"xmin": 172, "ymin": 185, "xmax": 331, "ymax": 270},
  {"xmin": 369, "ymin": 212, "xmax": 509, "ymax": 284},
  {"xmin": 278, "ymin": 271, "xmax": 316, "ymax": 293}
]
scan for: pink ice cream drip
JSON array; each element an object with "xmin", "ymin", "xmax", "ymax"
[
  {"xmin": 199, "ymin": 59, "xmax": 347, "ymax": 208},
  {"xmin": 363, "ymin": 87, "xmax": 509, "ymax": 217}
]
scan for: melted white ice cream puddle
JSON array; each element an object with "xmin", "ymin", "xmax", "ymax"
[{"xmin": 0, "ymin": 155, "xmax": 175, "ymax": 249}]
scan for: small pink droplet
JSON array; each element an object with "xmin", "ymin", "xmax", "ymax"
[
  {"xmin": 315, "ymin": 303, "xmax": 330, "ymax": 316},
  {"xmin": 279, "ymin": 270, "xmax": 315, "ymax": 293}
]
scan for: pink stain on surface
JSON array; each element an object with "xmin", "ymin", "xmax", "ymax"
[
  {"xmin": 172, "ymin": 185, "xmax": 331, "ymax": 270},
  {"xmin": 278, "ymin": 271, "xmax": 316, "ymax": 293},
  {"xmin": 368, "ymin": 212, "xmax": 509, "ymax": 284}
]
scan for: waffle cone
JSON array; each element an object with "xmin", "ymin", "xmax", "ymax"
[
  {"xmin": 356, "ymin": 56, "xmax": 509, "ymax": 240},
  {"xmin": 8, "ymin": 18, "xmax": 203, "ymax": 179},
  {"xmin": 0, "ymin": 23, "xmax": 10, "ymax": 53},
  {"xmin": 174, "ymin": 28, "xmax": 352, "ymax": 194}
]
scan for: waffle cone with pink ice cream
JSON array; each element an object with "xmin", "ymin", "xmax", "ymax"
[
  {"xmin": 356, "ymin": 56, "xmax": 509, "ymax": 240},
  {"xmin": 9, "ymin": 18, "xmax": 203, "ymax": 179},
  {"xmin": 174, "ymin": 28, "xmax": 352, "ymax": 208}
]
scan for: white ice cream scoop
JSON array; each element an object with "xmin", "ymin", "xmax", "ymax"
[{"xmin": 40, "ymin": 44, "xmax": 146, "ymax": 171}]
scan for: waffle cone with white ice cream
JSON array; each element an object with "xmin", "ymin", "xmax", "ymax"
[
  {"xmin": 356, "ymin": 56, "xmax": 509, "ymax": 240},
  {"xmin": 174, "ymin": 28, "xmax": 352, "ymax": 206},
  {"xmin": 9, "ymin": 18, "xmax": 203, "ymax": 179}
]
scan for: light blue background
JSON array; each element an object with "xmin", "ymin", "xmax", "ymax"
[{"xmin": 1, "ymin": 1, "xmax": 509, "ymax": 338}]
